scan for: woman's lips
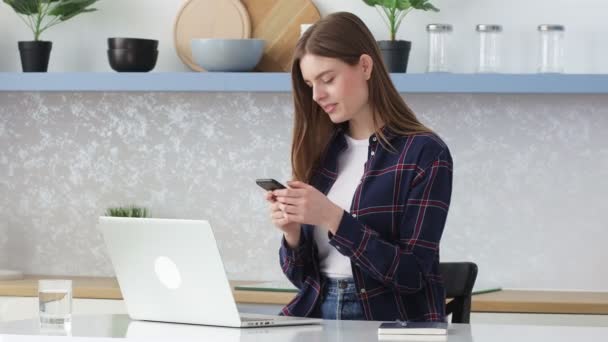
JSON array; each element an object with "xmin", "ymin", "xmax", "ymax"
[{"xmin": 323, "ymin": 103, "xmax": 337, "ymax": 113}]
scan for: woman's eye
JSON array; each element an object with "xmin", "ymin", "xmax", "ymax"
[{"xmin": 322, "ymin": 78, "xmax": 334, "ymax": 84}]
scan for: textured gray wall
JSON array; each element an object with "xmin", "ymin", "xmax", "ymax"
[
  {"xmin": 1, "ymin": 92, "xmax": 607, "ymax": 290},
  {"xmin": 0, "ymin": 210, "xmax": 6, "ymax": 269}
]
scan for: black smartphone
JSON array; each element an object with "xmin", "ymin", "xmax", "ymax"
[{"xmin": 255, "ymin": 178, "xmax": 286, "ymax": 191}]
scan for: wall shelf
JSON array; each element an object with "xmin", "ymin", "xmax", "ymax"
[{"xmin": 0, "ymin": 72, "xmax": 607, "ymax": 93}]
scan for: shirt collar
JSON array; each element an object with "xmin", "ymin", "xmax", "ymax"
[
  {"xmin": 319, "ymin": 124, "xmax": 399, "ymax": 173},
  {"xmin": 334, "ymin": 124, "xmax": 399, "ymax": 145}
]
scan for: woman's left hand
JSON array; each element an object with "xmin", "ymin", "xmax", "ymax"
[{"xmin": 273, "ymin": 181, "xmax": 344, "ymax": 234}]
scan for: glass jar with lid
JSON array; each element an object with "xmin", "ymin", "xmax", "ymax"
[
  {"xmin": 476, "ymin": 24, "xmax": 502, "ymax": 73},
  {"xmin": 538, "ymin": 24, "xmax": 565, "ymax": 73},
  {"xmin": 426, "ymin": 24, "xmax": 453, "ymax": 72}
]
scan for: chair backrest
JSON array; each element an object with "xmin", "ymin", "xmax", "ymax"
[{"xmin": 439, "ymin": 261, "xmax": 478, "ymax": 323}]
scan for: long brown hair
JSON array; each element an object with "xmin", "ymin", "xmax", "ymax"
[{"xmin": 291, "ymin": 12, "xmax": 432, "ymax": 182}]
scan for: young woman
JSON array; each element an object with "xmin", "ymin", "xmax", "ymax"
[{"xmin": 265, "ymin": 12, "xmax": 453, "ymax": 322}]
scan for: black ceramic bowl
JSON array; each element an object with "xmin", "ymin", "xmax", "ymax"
[
  {"xmin": 108, "ymin": 48, "xmax": 158, "ymax": 72},
  {"xmin": 108, "ymin": 37, "xmax": 158, "ymax": 50}
]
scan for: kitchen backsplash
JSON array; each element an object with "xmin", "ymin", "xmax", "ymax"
[{"xmin": 1, "ymin": 92, "xmax": 607, "ymax": 290}]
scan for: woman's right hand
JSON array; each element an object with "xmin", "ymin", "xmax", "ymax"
[{"xmin": 265, "ymin": 191, "xmax": 301, "ymax": 248}]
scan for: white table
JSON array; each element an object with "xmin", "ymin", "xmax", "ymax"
[{"xmin": 1, "ymin": 314, "xmax": 608, "ymax": 341}]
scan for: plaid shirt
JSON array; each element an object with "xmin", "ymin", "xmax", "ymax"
[{"xmin": 279, "ymin": 126, "xmax": 453, "ymax": 322}]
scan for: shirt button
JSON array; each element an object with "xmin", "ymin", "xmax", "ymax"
[
  {"xmin": 370, "ymin": 151, "xmax": 375, "ymax": 156},
  {"xmin": 360, "ymin": 288, "xmax": 366, "ymax": 294},
  {"xmin": 352, "ymin": 214, "xmax": 357, "ymax": 218},
  {"xmin": 372, "ymin": 137, "xmax": 377, "ymax": 142},
  {"xmin": 336, "ymin": 246, "xmax": 341, "ymax": 250}
]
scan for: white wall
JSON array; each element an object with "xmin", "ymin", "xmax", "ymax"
[
  {"xmin": 1, "ymin": 0, "xmax": 608, "ymax": 73},
  {"xmin": 1, "ymin": 92, "xmax": 607, "ymax": 291}
]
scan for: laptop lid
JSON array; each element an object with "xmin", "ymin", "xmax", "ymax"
[{"xmin": 98, "ymin": 217, "xmax": 242, "ymax": 327}]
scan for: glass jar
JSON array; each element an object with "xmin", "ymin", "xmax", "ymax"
[
  {"xmin": 426, "ymin": 24, "xmax": 453, "ymax": 72},
  {"xmin": 476, "ymin": 24, "xmax": 502, "ymax": 73},
  {"xmin": 538, "ymin": 24, "xmax": 565, "ymax": 73}
]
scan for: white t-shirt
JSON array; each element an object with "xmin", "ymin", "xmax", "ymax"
[{"xmin": 314, "ymin": 134, "xmax": 369, "ymax": 278}]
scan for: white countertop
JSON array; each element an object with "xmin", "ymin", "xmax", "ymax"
[
  {"xmin": 4, "ymin": 276, "xmax": 608, "ymax": 314},
  {"xmin": 1, "ymin": 314, "xmax": 608, "ymax": 341}
]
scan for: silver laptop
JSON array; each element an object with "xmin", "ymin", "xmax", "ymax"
[{"xmin": 98, "ymin": 217, "xmax": 321, "ymax": 328}]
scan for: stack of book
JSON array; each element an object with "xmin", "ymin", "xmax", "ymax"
[{"xmin": 377, "ymin": 321, "xmax": 448, "ymax": 341}]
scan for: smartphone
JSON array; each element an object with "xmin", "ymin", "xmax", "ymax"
[{"xmin": 255, "ymin": 178, "xmax": 286, "ymax": 191}]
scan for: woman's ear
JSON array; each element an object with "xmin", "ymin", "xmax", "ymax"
[{"xmin": 359, "ymin": 54, "xmax": 373, "ymax": 80}]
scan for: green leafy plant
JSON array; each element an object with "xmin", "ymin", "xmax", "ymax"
[
  {"xmin": 105, "ymin": 205, "xmax": 148, "ymax": 218},
  {"xmin": 363, "ymin": 0, "xmax": 439, "ymax": 41},
  {"xmin": 3, "ymin": 0, "xmax": 99, "ymax": 41}
]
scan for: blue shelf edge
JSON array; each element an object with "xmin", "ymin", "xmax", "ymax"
[{"xmin": 1, "ymin": 72, "xmax": 607, "ymax": 94}]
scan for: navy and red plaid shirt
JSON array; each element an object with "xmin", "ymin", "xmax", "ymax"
[{"xmin": 279, "ymin": 125, "xmax": 453, "ymax": 322}]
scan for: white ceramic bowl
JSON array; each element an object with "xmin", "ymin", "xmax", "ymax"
[{"xmin": 190, "ymin": 38, "xmax": 265, "ymax": 72}]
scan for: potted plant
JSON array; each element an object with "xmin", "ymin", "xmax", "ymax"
[
  {"xmin": 3, "ymin": 0, "xmax": 99, "ymax": 72},
  {"xmin": 105, "ymin": 205, "xmax": 149, "ymax": 218},
  {"xmin": 363, "ymin": 0, "xmax": 439, "ymax": 73}
]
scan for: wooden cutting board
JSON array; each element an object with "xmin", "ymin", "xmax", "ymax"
[
  {"xmin": 241, "ymin": 0, "xmax": 321, "ymax": 72},
  {"xmin": 174, "ymin": 0, "xmax": 251, "ymax": 71}
]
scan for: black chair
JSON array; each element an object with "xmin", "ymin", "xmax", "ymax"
[{"xmin": 439, "ymin": 261, "xmax": 478, "ymax": 323}]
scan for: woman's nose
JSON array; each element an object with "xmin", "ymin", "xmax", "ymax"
[{"xmin": 312, "ymin": 86, "xmax": 326, "ymax": 103}]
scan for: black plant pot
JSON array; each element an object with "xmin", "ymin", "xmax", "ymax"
[
  {"xmin": 377, "ymin": 40, "xmax": 411, "ymax": 73},
  {"xmin": 18, "ymin": 41, "xmax": 52, "ymax": 72}
]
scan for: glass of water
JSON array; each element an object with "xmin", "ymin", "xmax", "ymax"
[{"xmin": 38, "ymin": 279, "xmax": 72, "ymax": 325}]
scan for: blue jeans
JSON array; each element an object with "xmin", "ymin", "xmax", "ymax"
[{"xmin": 316, "ymin": 277, "xmax": 365, "ymax": 320}]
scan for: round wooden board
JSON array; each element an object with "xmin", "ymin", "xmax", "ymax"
[
  {"xmin": 174, "ymin": 0, "xmax": 251, "ymax": 71},
  {"xmin": 241, "ymin": 0, "xmax": 321, "ymax": 72}
]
